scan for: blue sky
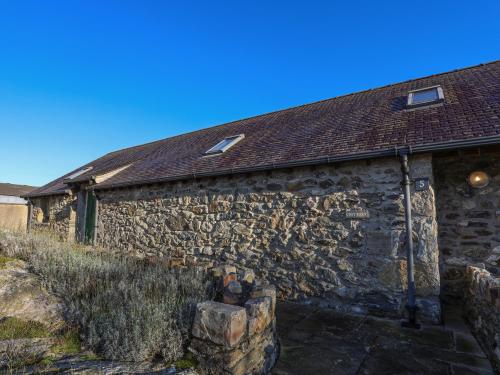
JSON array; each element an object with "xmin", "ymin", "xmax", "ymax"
[{"xmin": 0, "ymin": 1, "xmax": 499, "ymax": 186}]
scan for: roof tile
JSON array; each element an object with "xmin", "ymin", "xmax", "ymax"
[{"xmin": 28, "ymin": 61, "xmax": 500, "ymax": 197}]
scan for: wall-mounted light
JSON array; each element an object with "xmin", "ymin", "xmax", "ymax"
[{"xmin": 468, "ymin": 171, "xmax": 490, "ymax": 188}]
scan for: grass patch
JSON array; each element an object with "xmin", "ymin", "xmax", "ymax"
[
  {"xmin": 79, "ymin": 352, "xmax": 102, "ymax": 361},
  {"xmin": 38, "ymin": 357, "xmax": 55, "ymax": 366},
  {"xmin": 0, "ymin": 230, "xmax": 214, "ymax": 363},
  {"xmin": 0, "ymin": 255, "xmax": 16, "ymax": 269},
  {"xmin": 0, "ymin": 317, "xmax": 50, "ymax": 340},
  {"xmin": 173, "ymin": 356, "xmax": 198, "ymax": 369},
  {"xmin": 52, "ymin": 328, "xmax": 81, "ymax": 354}
]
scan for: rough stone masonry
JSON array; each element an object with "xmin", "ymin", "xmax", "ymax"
[
  {"xmin": 189, "ymin": 265, "xmax": 278, "ymax": 375},
  {"xmin": 465, "ymin": 266, "xmax": 500, "ymax": 373},
  {"xmin": 434, "ymin": 148, "xmax": 500, "ymax": 301},
  {"xmin": 93, "ymin": 154, "xmax": 441, "ymax": 322}
]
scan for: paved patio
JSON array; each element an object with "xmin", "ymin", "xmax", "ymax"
[{"xmin": 273, "ymin": 302, "xmax": 494, "ymax": 375}]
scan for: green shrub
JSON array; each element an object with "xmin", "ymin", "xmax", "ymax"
[{"xmin": 0, "ymin": 230, "xmax": 214, "ymax": 363}]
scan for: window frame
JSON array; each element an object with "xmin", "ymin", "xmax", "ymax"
[
  {"xmin": 204, "ymin": 134, "xmax": 245, "ymax": 155},
  {"xmin": 407, "ymin": 85, "xmax": 444, "ymax": 107}
]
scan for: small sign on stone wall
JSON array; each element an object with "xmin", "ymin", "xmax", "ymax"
[
  {"xmin": 346, "ymin": 208, "xmax": 370, "ymax": 219},
  {"xmin": 414, "ymin": 178, "xmax": 429, "ymax": 191}
]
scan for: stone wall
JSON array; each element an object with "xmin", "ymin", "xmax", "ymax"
[
  {"xmin": 434, "ymin": 148, "xmax": 500, "ymax": 300},
  {"xmin": 30, "ymin": 195, "xmax": 76, "ymax": 241},
  {"xmin": 464, "ymin": 266, "xmax": 500, "ymax": 373},
  {"xmin": 96, "ymin": 155, "xmax": 441, "ymax": 322}
]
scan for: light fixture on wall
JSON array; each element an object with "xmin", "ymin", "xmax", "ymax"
[{"xmin": 468, "ymin": 171, "xmax": 490, "ymax": 188}]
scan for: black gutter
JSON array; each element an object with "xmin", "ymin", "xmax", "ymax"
[{"xmin": 92, "ymin": 134, "xmax": 500, "ymax": 192}]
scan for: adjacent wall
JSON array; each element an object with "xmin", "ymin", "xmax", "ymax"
[
  {"xmin": 0, "ymin": 203, "xmax": 28, "ymax": 232},
  {"xmin": 96, "ymin": 154, "xmax": 441, "ymax": 321},
  {"xmin": 434, "ymin": 147, "xmax": 500, "ymax": 301},
  {"xmin": 30, "ymin": 195, "xmax": 77, "ymax": 241}
]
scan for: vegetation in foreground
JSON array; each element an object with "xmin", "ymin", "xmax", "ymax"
[
  {"xmin": 0, "ymin": 317, "xmax": 50, "ymax": 340},
  {"xmin": 0, "ymin": 229, "xmax": 214, "ymax": 364},
  {"xmin": 0, "ymin": 255, "xmax": 16, "ymax": 269}
]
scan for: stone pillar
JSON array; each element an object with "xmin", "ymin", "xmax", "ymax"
[{"xmin": 189, "ymin": 269, "xmax": 278, "ymax": 375}]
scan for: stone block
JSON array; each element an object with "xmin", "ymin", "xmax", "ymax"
[
  {"xmin": 226, "ymin": 347, "xmax": 263, "ymax": 375},
  {"xmin": 223, "ymin": 272, "xmax": 238, "ymax": 287},
  {"xmin": 211, "ymin": 266, "xmax": 223, "ymax": 278},
  {"xmin": 250, "ymin": 285, "xmax": 276, "ymax": 315},
  {"xmin": 192, "ymin": 301, "xmax": 247, "ymax": 348},
  {"xmin": 241, "ymin": 269, "xmax": 255, "ymax": 284},
  {"xmin": 227, "ymin": 280, "xmax": 243, "ymax": 294},
  {"xmin": 223, "ymin": 290, "xmax": 241, "ymax": 305},
  {"xmin": 223, "ymin": 265, "xmax": 237, "ymax": 275},
  {"xmin": 245, "ymin": 297, "xmax": 272, "ymax": 335}
]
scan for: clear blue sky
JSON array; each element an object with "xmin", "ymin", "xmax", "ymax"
[{"xmin": 0, "ymin": 1, "xmax": 498, "ymax": 186}]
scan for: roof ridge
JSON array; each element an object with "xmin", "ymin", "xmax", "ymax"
[
  {"xmin": 0, "ymin": 182, "xmax": 37, "ymax": 188},
  {"xmin": 103, "ymin": 60, "xmax": 500, "ymax": 157}
]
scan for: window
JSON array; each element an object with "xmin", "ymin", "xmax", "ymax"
[
  {"xmin": 407, "ymin": 86, "xmax": 444, "ymax": 106},
  {"xmin": 205, "ymin": 134, "xmax": 245, "ymax": 155},
  {"xmin": 66, "ymin": 166, "xmax": 93, "ymax": 180}
]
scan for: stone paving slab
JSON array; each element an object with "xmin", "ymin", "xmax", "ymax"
[{"xmin": 273, "ymin": 302, "xmax": 495, "ymax": 375}]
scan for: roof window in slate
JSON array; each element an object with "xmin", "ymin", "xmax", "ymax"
[
  {"xmin": 205, "ymin": 134, "xmax": 245, "ymax": 155},
  {"xmin": 407, "ymin": 86, "xmax": 444, "ymax": 106},
  {"xmin": 66, "ymin": 166, "xmax": 93, "ymax": 180}
]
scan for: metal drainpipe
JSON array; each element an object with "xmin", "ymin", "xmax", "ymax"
[
  {"xmin": 26, "ymin": 199, "xmax": 33, "ymax": 233},
  {"xmin": 400, "ymin": 151, "xmax": 421, "ymax": 329},
  {"xmin": 92, "ymin": 193, "xmax": 99, "ymax": 246}
]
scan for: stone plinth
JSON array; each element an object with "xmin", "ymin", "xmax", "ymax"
[
  {"xmin": 191, "ymin": 301, "xmax": 247, "ymax": 348},
  {"xmin": 190, "ymin": 267, "xmax": 278, "ymax": 375}
]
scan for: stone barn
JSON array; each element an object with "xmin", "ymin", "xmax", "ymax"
[
  {"xmin": 25, "ymin": 61, "xmax": 500, "ymax": 324},
  {"xmin": 0, "ymin": 183, "xmax": 36, "ymax": 232}
]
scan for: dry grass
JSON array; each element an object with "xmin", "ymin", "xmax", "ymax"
[{"xmin": 0, "ymin": 230, "xmax": 214, "ymax": 363}]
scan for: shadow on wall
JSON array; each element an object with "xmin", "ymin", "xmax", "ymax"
[{"xmin": 434, "ymin": 146, "xmax": 500, "ymax": 302}]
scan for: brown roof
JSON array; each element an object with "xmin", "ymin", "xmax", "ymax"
[
  {"xmin": 0, "ymin": 183, "xmax": 37, "ymax": 197},
  {"xmin": 27, "ymin": 61, "xmax": 500, "ymax": 197}
]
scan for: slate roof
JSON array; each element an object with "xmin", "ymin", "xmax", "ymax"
[
  {"xmin": 0, "ymin": 183, "xmax": 37, "ymax": 197},
  {"xmin": 27, "ymin": 61, "xmax": 500, "ymax": 197}
]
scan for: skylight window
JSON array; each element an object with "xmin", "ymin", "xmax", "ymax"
[
  {"xmin": 407, "ymin": 86, "xmax": 444, "ymax": 106},
  {"xmin": 205, "ymin": 134, "xmax": 245, "ymax": 155},
  {"xmin": 66, "ymin": 166, "xmax": 93, "ymax": 180}
]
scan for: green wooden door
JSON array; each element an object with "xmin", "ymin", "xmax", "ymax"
[{"xmin": 84, "ymin": 191, "xmax": 96, "ymax": 244}]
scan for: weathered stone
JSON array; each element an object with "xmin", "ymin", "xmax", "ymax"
[
  {"xmin": 227, "ymin": 280, "xmax": 243, "ymax": 294},
  {"xmin": 192, "ymin": 301, "xmax": 247, "ymax": 348},
  {"xmin": 0, "ymin": 258, "xmax": 65, "ymax": 330},
  {"xmin": 190, "ymin": 275, "xmax": 278, "ymax": 375},
  {"xmin": 223, "ymin": 290, "xmax": 241, "ymax": 305},
  {"xmin": 241, "ymin": 269, "xmax": 255, "ymax": 284},
  {"xmin": 245, "ymin": 297, "xmax": 272, "ymax": 335},
  {"xmin": 223, "ymin": 273, "xmax": 238, "ymax": 287},
  {"xmin": 250, "ymin": 285, "xmax": 277, "ymax": 316},
  {"xmin": 464, "ymin": 266, "xmax": 500, "ymax": 372}
]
